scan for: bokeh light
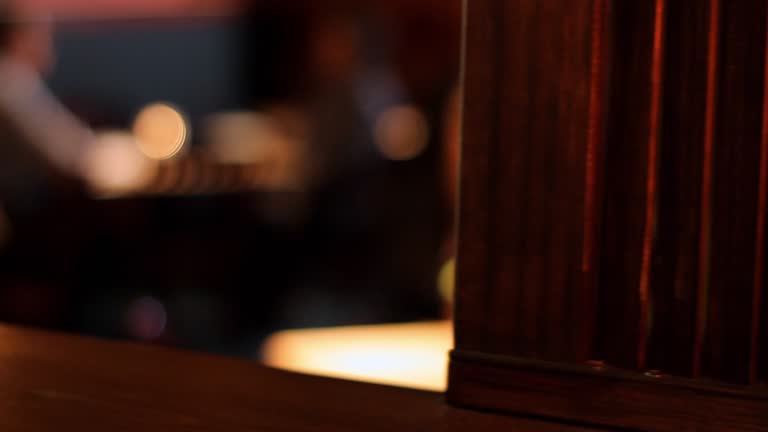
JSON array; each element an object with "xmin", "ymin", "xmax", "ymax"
[
  {"xmin": 262, "ymin": 321, "xmax": 452, "ymax": 391},
  {"xmin": 374, "ymin": 105, "xmax": 430, "ymax": 161},
  {"xmin": 82, "ymin": 131, "xmax": 157, "ymax": 196},
  {"xmin": 133, "ymin": 103, "xmax": 189, "ymax": 160},
  {"xmin": 205, "ymin": 112, "xmax": 276, "ymax": 164},
  {"xmin": 438, "ymin": 257, "xmax": 455, "ymax": 305},
  {"xmin": 125, "ymin": 296, "xmax": 167, "ymax": 341}
]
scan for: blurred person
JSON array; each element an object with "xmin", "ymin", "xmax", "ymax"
[
  {"xmin": 307, "ymin": 11, "xmax": 406, "ymax": 183},
  {"xmin": 242, "ymin": 5, "xmax": 447, "ymax": 329},
  {"xmin": 0, "ymin": 0, "xmax": 92, "ymax": 212},
  {"xmin": 0, "ymin": 0, "xmax": 92, "ymax": 327}
]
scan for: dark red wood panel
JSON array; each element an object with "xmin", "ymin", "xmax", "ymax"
[
  {"xmin": 456, "ymin": 0, "xmax": 601, "ymax": 362},
  {"xmin": 703, "ymin": 0, "xmax": 768, "ymax": 384},
  {"xmin": 595, "ymin": 0, "xmax": 663, "ymax": 371},
  {"xmin": 450, "ymin": 353, "xmax": 768, "ymax": 432},
  {"xmin": 753, "ymin": 14, "xmax": 768, "ymax": 383},
  {"xmin": 451, "ymin": 0, "xmax": 768, "ymax": 428},
  {"xmin": 646, "ymin": 0, "xmax": 712, "ymax": 379},
  {"xmin": 453, "ymin": 0, "xmax": 501, "ymax": 352}
]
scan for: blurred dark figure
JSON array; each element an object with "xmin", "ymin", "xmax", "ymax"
[
  {"xmin": 0, "ymin": 0, "xmax": 91, "ymax": 326},
  {"xmin": 243, "ymin": 2, "xmax": 456, "ymax": 329}
]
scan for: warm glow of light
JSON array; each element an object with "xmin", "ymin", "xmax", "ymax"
[
  {"xmin": 438, "ymin": 258, "xmax": 456, "ymax": 305},
  {"xmin": 205, "ymin": 110, "xmax": 310, "ymax": 191},
  {"xmin": 205, "ymin": 112, "xmax": 275, "ymax": 164},
  {"xmin": 133, "ymin": 103, "xmax": 189, "ymax": 160},
  {"xmin": 374, "ymin": 105, "xmax": 430, "ymax": 161},
  {"xmin": 82, "ymin": 131, "xmax": 157, "ymax": 196},
  {"xmin": 262, "ymin": 321, "xmax": 452, "ymax": 391}
]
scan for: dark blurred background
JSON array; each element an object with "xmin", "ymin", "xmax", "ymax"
[{"xmin": 0, "ymin": 0, "xmax": 461, "ymax": 358}]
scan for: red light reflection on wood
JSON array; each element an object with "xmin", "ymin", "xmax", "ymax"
[
  {"xmin": 637, "ymin": 0, "xmax": 667, "ymax": 371},
  {"xmin": 693, "ymin": 0, "xmax": 720, "ymax": 379}
]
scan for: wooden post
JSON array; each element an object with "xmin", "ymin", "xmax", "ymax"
[{"xmin": 448, "ymin": 0, "xmax": 768, "ymax": 430}]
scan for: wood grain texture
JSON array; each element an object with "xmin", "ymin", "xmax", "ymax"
[
  {"xmin": 752, "ymin": 10, "xmax": 768, "ymax": 382},
  {"xmin": 451, "ymin": 0, "xmax": 768, "ymax": 428},
  {"xmin": 455, "ymin": 0, "xmax": 598, "ymax": 362},
  {"xmin": 693, "ymin": 0, "xmax": 721, "ymax": 381},
  {"xmin": 453, "ymin": 0, "xmax": 498, "ymax": 353},
  {"xmin": 595, "ymin": 0, "xmax": 662, "ymax": 371},
  {"xmin": 702, "ymin": 0, "xmax": 768, "ymax": 384},
  {"xmin": 0, "ymin": 325, "xmax": 596, "ymax": 432},
  {"xmin": 647, "ymin": 0, "xmax": 712, "ymax": 379},
  {"xmin": 579, "ymin": 0, "xmax": 610, "ymax": 363},
  {"xmin": 449, "ymin": 351, "xmax": 768, "ymax": 432}
]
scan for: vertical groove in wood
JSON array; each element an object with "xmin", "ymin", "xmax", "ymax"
[
  {"xmin": 578, "ymin": 0, "xmax": 610, "ymax": 361},
  {"xmin": 646, "ymin": 0, "xmax": 710, "ymax": 378},
  {"xmin": 692, "ymin": 0, "xmax": 720, "ymax": 379},
  {"xmin": 637, "ymin": 0, "xmax": 667, "ymax": 371},
  {"xmin": 582, "ymin": 0, "xmax": 604, "ymax": 276},
  {"xmin": 596, "ymin": 0, "xmax": 660, "ymax": 370},
  {"xmin": 703, "ymin": 0, "xmax": 767, "ymax": 384},
  {"xmin": 750, "ymin": 5, "xmax": 768, "ymax": 385}
]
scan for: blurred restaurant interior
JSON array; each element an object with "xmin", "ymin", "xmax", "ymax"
[{"xmin": 0, "ymin": 0, "xmax": 461, "ymax": 390}]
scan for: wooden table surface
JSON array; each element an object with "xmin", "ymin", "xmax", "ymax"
[{"xmin": 0, "ymin": 325, "xmax": 594, "ymax": 431}]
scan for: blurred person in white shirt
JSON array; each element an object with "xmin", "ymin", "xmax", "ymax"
[
  {"xmin": 0, "ymin": 0, "xmax": 92, "ymax": 211},
  {"xmin": 0, "ymin": 0, "xmax": 96, "ymax": 327}
]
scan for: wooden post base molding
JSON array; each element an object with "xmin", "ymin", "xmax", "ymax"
[{"xmin": 448, "ymin": 351, "xmax": 768, "ymax": 431}]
